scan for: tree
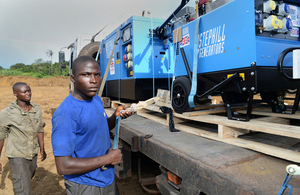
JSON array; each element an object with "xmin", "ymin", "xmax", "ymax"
[
  {"xmin": 46, "ymin": 50, "xmax": 54, "ymax": 76},
  {"xmin": 10, "ymin": 63, "xmax": 25, "ymax": 70},
  {"xmin": 33, "ymin": 58, "xmax": 43, "ymax": 65},
  {"xmin": 0, "ymin": 66, "xmax": 3, "ymax": 70}
]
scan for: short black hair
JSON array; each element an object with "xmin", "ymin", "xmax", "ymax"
[
  {"xmin": 72, "ymin": 56, "xmax": 98, "ymax": 75},
  {"xmin": 12, "ymin": 82, "xmax": 28, "ymax": 92}
]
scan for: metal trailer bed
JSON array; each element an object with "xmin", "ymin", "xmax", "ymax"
[{"xmin": 110, "ymin": 110, "xmax": 300, "ymax": 195}]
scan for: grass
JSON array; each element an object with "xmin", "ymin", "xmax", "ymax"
[
  {"xmin": 0, "ymin": 69, "xmax": 23, "ymax": 76},
  {"xmin": 0, "ymin": 69, "xmax": 68, "ymax": 78}
]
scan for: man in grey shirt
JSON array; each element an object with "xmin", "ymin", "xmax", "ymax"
[{"xmin": 0, "ymin": 82, "xmax": 47, "ymax": 195}]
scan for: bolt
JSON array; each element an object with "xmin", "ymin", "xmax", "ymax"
[
  {"xmin": 251, "ymin": 87, "xmax": 255, "ymax": 91},
  {"xmin": 242, "ymin": 87, "xmax": 246, "ymax": 91},
  {"xmin": 251, "ymin": 62, "xmax": 256, "ymax": 66},
  {"xmin": 261, "ymin": 55, "xmax": 264, "ymax": 58},
  {"xmin": 251, "ymin": 72, "xmax": 255, "ymax": 76},
  {"xmin": 227, "ymin": 104, "xmax": 230, "ymax": 107},
  {"xmin": 288, "ymin": 167, "xmax": 295, "ymax": 174}
]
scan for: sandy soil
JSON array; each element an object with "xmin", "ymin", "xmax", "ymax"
[{"xmin": 0, "ymin": 76, "xmax": 152, "ymax": 195}]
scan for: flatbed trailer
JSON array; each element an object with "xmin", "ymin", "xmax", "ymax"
[{"xmin": 105, "ymin": 108, "xmax": 300, "ymax": 195}]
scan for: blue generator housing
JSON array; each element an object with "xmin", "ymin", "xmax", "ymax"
[
  {"xmin": 100, "ymin": 16, "xmax": 173, "ymax": 101},
  {"xmin": 98, "ymin": 0, "xmax": 300, "ymax": 120},
  {"xmin": 167, "ymin": 0, "xmax": 300, "ymax": 119}
]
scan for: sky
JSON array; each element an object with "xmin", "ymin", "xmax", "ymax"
[{"xmin": 0, "ymin": 0, "xmax": 195, "ymax": 69}]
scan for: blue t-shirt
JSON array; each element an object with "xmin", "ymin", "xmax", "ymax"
[{"xmin": 51, "ymin": 94, "xmax": 114, "ymax": 187}]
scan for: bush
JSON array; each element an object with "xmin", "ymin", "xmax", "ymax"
[
  {"xmin": 0, "ymin": 59, "xmax": 69, "ymax": 78},
  {"xmin": 0, "ymin": 69, "xmax": 23, "ymax": 76}
]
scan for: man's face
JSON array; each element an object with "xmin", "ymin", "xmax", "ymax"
[
  {"xmin": 71, "ymin": 61, "xmax": 101, "ymax": 100},
  {"xmin": 14, "ymin": 85, "xmax": 32, "ymax": 102}
]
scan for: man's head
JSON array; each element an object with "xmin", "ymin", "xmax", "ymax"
[
  {"xmin": 71, "ymin": 56, "xmax": 101, "ymax": 100},
  {"xmin": 13, "ymin": 82, "xmax": 31, "ymax": 102}
]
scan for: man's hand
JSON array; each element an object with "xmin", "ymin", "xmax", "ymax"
[
  {"xmin": 115, "ymin": 105, "xmax": 134, "ymax": 119},
  {"xmin": 108, "ymin": 105, "xmax": 135, "ymax": 130},
  {"xmin": 107, "ymin": 148, "xmax": 122, "ymax": 165},
  {"xmin": 40, "ymin": 150, "xmax": 47, "ymax": 161}
]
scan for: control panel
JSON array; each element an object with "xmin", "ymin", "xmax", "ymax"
[{"xmin": 255, "ymin": 0, "xmax": 300, "ymax": 40}]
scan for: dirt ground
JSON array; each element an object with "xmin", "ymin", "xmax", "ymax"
[{"xmin": 0, "ymin": 76, "xmax": 155, "ymax": 195}]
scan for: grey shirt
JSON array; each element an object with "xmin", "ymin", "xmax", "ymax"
[{"xmin": 0, "ymin": 101, "xmax": 45, "ymax": 159}]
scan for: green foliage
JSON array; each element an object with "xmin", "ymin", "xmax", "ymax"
[
  {"xmin": 0, "ymin": 59, "xmax": 69, "ymax": 78},
  {"xmin": 10, "ymin": 63, "xmax": 25, "ymax": 70},
  {"xmin": 0, "ymin": 69, "xmax": 23, "ymax": 76}
]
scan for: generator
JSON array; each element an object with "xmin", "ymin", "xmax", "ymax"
[
  {"xmin": 165, "ymin": 0, "xmax": 300, "ymax": 120},
  {"xmin": 99, "ymin": 16, "xmax": 172, "ymax": 102},
  {"xmin": 96, "ymin": 0, "xmax": 300, "ymax": 120}
]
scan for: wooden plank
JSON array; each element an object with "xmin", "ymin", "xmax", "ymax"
[
  {"xmin": 137, "ymin": 109, "xmax": 168, "ymax": 125},
  {"xmin": 217, "ymin": 137, "xmax": 300, "ymax": 163},
  {"xmin": 218, "ymin": 125, "xmax": 250, "ymax": 138},
  {"xmin": 143, "ymin": 104, "xmax": 161, "ymax": 112},
  {"xmin": 192, "ymin": 103, "xmax": 224, "ymax": 110},
  {"xmin": 183, "ymin": 107, "xmax": 227, "ymax": 117},
  {"xmin": 135, "ymin": 108, "xmax": 300, "ymax": 163},
  {"xmin": 111, "ymin": 101, "xmax": 120, "ymax": 109},
  {"xmin": 239, "ymin": 109, "xmax": 300, "ymax": 120},
  {"xmin": 111, "ymin": 101, "xmax": 131, "ymax": 109},
  {"xmin": 180, "ymin": 114, "xmax": 300, "ymax": 139},
  {"xmin": 156, "ymin": 89, "xmax": 170, "ymax": 107},
  {"xmin": 101, "ymin": 97, "xmax": 111, "ymax": 108},
  {"xmin": 137, "ymin": 109, "xmax": 212, "ymax": 136},
  {"xmin": 142, "ymin": 104, "xmax": 300, "ymax": 139},
  {"xmin": 156, "ymin": 89, "xmax": 224, "ymax": 111},
  {"xmin": 254, "ymin": 116, "xmax": 290, "ymax": 125}
]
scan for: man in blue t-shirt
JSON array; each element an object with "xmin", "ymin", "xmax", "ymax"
[{"xmin": 51, "ymin": 56, "xmax": 133, "ymax": 195}]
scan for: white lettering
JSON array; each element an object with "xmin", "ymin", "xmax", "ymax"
[
  {"xmin": 199, "ymin": 33, "xmax": 202, "ymax": 47},
  {"xmin": 208, "ymin": 29, "xmax": 212, "ymax": 45},
  {"xmin": 222, "ymin": 24, "xmax": 226, "ymax": 41},
  {"xmin": 218, "ymin": 26, "xmax": 222, "ymax": 42},
  {"xmin": 198, "ymin": 24, "xmax": 226, "ymax": 59},
  {"xmin": 202, "ymin": 32, "xmax": 206, "ymax": 47},
  {"xmin": 212, "ymin": 27, "xmax": 216, "ymax": 44},
  {"xmin": 205, "ymin": 30, "xmax": 209, "ymax": 46}
]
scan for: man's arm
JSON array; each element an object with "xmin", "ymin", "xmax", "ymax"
[
  {"xmin": 38, "ymin": 132, "xmax": 47, "ymax": 161},
  {"xmin": 0, "ymin": 139, "xmax": 4, "ymax": 174},
  {"xmin": 0, "ymin": 111, "xmax": 8, "ymax": 175},
  {"xmin": 54, "ymin": 147, "xmax": 122, "ymax": 175}
]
